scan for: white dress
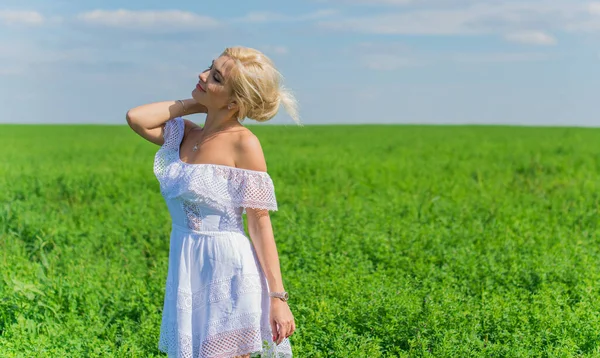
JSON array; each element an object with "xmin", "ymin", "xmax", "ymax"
[{"xmin": 153, "ymin": 116, "xmax": 293, "ymax": 358}]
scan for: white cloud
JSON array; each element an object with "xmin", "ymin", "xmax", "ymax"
[
  {"xmin": 236, "ymin": 11, "xmax": 282, "ymax": 23},
  {"xmin": 318, "ymin": 2, "xmax": 599, "ymax": 36},
  {"xmin": 352, "ymin": 42, "xmax": 423, "ymax": 70},
  {"xmin": 0, "ymin": 67, "xmax": 24, "ymax": 76},
  {"xmin": 76, "ymin": 9, "xmax": 219, "ymax": 30},
  {"xmin": 319, "ymin": 10, "xmax": 474, "ymax": 35},
  {"xmin": 354, "ymin": 43, "xmax": 550, "ymax": 70},
  {"xmin": 450, "ymin": 52, "xmax": 550, "ymax": 63},
  {"xmin": 267, "ymin": 45, "xmax": 289, "ymax": 55},
  {"xmin": 349, "ymin": 39, "xmax": 553, "ymax": 71},
  {"xmin": 0, "ymin": 10, "xmax": 44, "ymax": 26},
  {"xmin": 504, "ymin": 31, "xmax": 557, "ymax": 46},
  {"xmin": 357, "ymin": 0, "xmax": 413, "ymax": 4},
  {"xmin": 589, "ymin": 2, "xmax": 600, "ymax": 14},
  {"xmin": 314, "ymin": 0, "xmax": 418, "ymax": 5},
  {"xmin": 362, "ymin": 54, "xmax": 420, "ymax": 70},
  {"xmin": 305, "ymin": 9, "xmax": 339, "ymax": 19},
  {"xmin": 234, "ymin": 9, "xmax": 338, "ymax": 23}
]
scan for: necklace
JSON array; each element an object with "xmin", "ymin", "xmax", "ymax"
[
  {"xmin": 190, "ymin": 120, "xmax": 241, "ymax": 152},
  {"xmin": 189, "ymin": 129, "xmax": 207, "ymax": 153}
]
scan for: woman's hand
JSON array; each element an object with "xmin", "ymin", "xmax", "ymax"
[
  {"xmin": 270, "ymin": 299, "xmax": 295, "ymax": 345},
  {"xmin": 181, "ymin": 98, "xmax": 208, "ymax": 114}
]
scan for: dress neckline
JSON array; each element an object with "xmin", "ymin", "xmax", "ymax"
[{"xmin": 175, "ymin": 127, "xmax": 271, "ymax": 175}]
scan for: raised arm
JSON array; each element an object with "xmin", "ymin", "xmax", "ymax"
[{"xmin": 125, "ymin": 99, "xmax": 207, "ymax": 146}]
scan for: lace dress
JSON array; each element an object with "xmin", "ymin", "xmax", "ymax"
[{"xmin": 153, "ymin": 116, "xmax": 293, "ymax": 358}]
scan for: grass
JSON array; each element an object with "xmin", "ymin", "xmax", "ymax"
[{"xmin": 1, "ymin": 122, "xmax": 600, "ymax": 357}]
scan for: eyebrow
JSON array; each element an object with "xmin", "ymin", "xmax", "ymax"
[{"xmin": 212, "ymin": 60, "xmax": 224, "ymax": 80}]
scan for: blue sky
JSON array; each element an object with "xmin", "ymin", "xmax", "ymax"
[{"xmin": 1, "ymin": 0, "xmax": 599, "ymax": 126}]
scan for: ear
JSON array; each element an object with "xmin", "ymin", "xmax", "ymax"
[{"xmin": 227, "ymin": 101, "xmax": 238, "ymax": 110}]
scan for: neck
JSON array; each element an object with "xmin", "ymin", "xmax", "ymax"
[{"xmin": 203, "ymin": 109, "xmax": 240, "ymax": 134}]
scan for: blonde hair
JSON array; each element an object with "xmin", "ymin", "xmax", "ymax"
[{"xmin": 222, "ymin": 46, "xmax": 301, "ymax": 125}]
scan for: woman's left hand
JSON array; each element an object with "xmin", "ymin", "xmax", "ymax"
[{"xmin": 269, "ymin": 299, "xmax": 295, "ymax": 345}]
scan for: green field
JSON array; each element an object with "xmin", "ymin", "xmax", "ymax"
[{"xmin": 1, "ymin": 123, "xmax": 600, "ymax": 357}]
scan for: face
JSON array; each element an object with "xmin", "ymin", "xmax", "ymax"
[{"xmin": 191, "ymin": 54, "xmax": 236, "ymax": 111}]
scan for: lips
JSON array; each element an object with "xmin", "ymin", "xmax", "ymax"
[{"xmin": 196, "ymin": 83, "xmax": 206, "ymax": 92}]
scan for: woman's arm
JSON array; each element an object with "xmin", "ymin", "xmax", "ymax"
[
  {"xmin": 235, "ymin": 133, "xmax": 295, "ymax": 345},
  {"xmin": 235, "ymin": 133, "xmax": 286, "ymax": 293},
  {"xmin": 246, "ymin": 209, "xmax": 286, "ymax": 293},
  {"xmin": 126, "ymin": 99, "xmax": 207, "ymax": 146}
]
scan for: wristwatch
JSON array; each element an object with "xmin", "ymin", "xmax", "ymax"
[{"xmin": 269, "ymin": 291, "xmax": 289, "ymax": 302}]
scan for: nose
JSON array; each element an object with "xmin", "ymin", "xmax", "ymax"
[{"xmin": 199, "ymin": 70, "xmax": 208, "ymax": 83}]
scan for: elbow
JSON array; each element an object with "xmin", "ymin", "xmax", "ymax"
[
  {"xmin": 125, "ymin": 109, "xmax": 144, "ymax": 134},
  {"xmin": 125, "ymin": 108, "xmax": 139, "ymax": 127}
]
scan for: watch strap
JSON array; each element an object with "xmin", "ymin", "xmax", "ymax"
[{"xmin": 268, "ymin": 291, "xmax": 289, "ymax": 301}]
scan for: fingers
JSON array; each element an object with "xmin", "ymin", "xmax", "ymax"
[
  {"xmin": 283, "ymin": 314, "xmax": 295, "ymax": 340},
  {"xmin": 270, "ymin": 319, "xmax": 279, "ymax": 343},
  {"xmin": 277, "ymin": 323, "xmax": 287, "ymax": 345},
  {"xmin": 271, "ymin": 315, "xmax": 297, "ymax": 345},
  {"xmin": 276, "ymin": 320, "xmax": 296, "ymax": 345},
  {"xmin": 289, "ymin": 320, "xmax": 296, "ymax": 337}
]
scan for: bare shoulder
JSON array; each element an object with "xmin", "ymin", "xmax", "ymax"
[{"xmin": 233, "ymin": 128, "xmax": 267, "ymax": 172}]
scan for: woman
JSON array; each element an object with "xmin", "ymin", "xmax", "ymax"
[{"xmin": 126, "ymin": 46, "xmax": 299, "ymax": 358}]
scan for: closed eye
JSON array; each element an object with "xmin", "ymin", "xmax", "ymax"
[
  {"xmin": 210, "ymin": 60, "xmax": 224, "ymax": 83},
  {"xmin": 205, "ymin": 63, "xmax": 220, "ymax": 83}
]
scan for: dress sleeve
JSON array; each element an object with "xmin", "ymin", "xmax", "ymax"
[
  {"xmin": 162, "ymin": 117, "xmax": 184, "ymax": 151},
  {"xmin": 230, "ymin": 171, "xmax": 278, "ymax": 212}
]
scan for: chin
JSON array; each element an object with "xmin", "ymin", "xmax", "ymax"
[{"xmin": 191, "ymin": 90, "xmax": 205, "ymax": 105}]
